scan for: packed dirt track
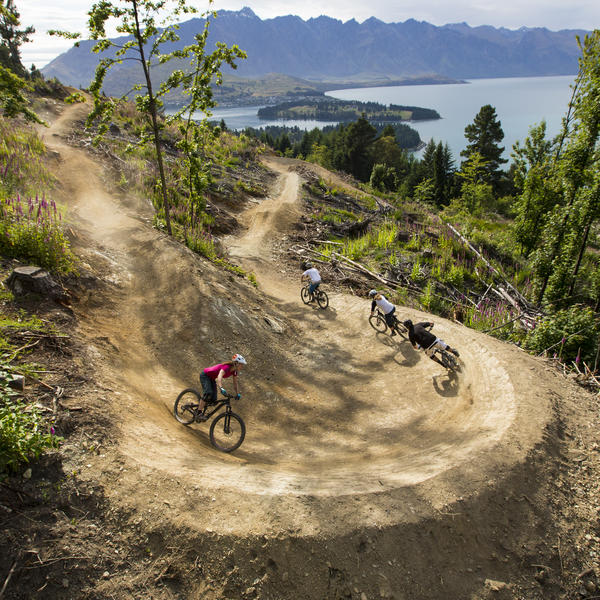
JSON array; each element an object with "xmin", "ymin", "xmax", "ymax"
[{"xmin": 32, "ymin": 102, "xmax": 599, "ymax": 599}]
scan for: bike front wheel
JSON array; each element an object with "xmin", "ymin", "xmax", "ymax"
[
  {"xmin": 316, "ymin": 290, "xmax": 329, "ymax": 309},
  {"xmin": 300, "ymin": 286, "xmax": 312, "ymax": 305},
  {"xmin": 209, "ymin": 411, "xmax": 246, "ymax": 452},
  {"xmin": 369, "ymin": 313, "xmax": 387, "ymax": 333},
  {"xmin": 174, "ymin": 389, "xmax": 200, "ymax": 425}
]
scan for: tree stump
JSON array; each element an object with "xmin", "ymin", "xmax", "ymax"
[{"xmin": 5, "ymin": 266, "xmax": 66, "ymax": 300}]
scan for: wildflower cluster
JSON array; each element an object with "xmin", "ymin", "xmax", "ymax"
[{"xmin": 0, "ymin": 194, "xmax": 75, "ymax": 273}]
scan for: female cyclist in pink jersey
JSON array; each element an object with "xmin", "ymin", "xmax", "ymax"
[{"xmin": 197, "ymin": 354, "xmax": 247, "ymax": 420}]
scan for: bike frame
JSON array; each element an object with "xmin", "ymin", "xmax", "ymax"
[{"xmin": 201, "ymin": 396, "xmax": 234, "ymax": 420}]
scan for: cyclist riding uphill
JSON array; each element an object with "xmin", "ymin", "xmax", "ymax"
[
  {"xmin": 301, "ymin": 262, "xmax": 322, "ymax": 298},
  {"xmin": 369, "ymin": 289, "xmax": 398, "ymax": 335},
  {"xmin": 198, "ymin": 354, "xmax": 246, "ymax": 420},
  {"xmin": 403, "ymin": 320, "xmax": 459, "ymax": 367}
]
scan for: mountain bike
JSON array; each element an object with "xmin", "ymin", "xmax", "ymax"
[
  {"xmin": 432, "ymin": 347, "xmax": 461, "ymax": 372},
  {"xmin": 173, "ymin": 389, "xmax": 246, "ymax": 452},
  {"xmin": 368, "ymin": 309, "xmax": 407, "ymax": 338},
  {"xmin": 301, "ymin": 284, "xmax": 329, "ymax": 309}
]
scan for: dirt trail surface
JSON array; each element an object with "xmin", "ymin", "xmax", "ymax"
[{"xmin": 32, "ymin": 102, "xmax": 599, "ymax": 599}]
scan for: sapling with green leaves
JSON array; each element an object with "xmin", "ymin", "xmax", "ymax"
[
  {"xmin": 52, "ymin": 0, "xmax": 245, "ymax": 236},
  {"xmin": 528, "ymin": 31, "xmax": 600, "ymax": 306}
]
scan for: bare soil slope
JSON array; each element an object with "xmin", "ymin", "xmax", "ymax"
[{"xmin": 23, "ymin": 101, "xmax": 599, "ymax": 599}]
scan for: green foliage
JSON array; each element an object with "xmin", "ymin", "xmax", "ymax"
[
  {"xmin": 369, "ymin": 163, "xmax": 397, "ymax": 192},
  {"xmin": 0, "ymin": 117, "xmax": 54, "ymax": 197},
  {"xmin": 410, "ymin": 258, "xmax": 425, "ymax": 282},
  {"xmin": 0, "ymin": 0, "xmax": 34, "ymax": 76},
  {"xmin": 54, "ymin": 0, "xmax": 246, "ymax": 237},
  {"xmin": 522, "ymin": 32, "xmax": 600, "ymax": 306},
  {"xmin": 0, "ymin": 379, "xmax": 60, "ymax": 475},
  {"xmin": 461, "ymin": 104, "xmax": 507, "ymax": 184},
  {"xmin": 0, "ymin": 305, "xmax": 61, "ymax": 475},
  {"xmin": 64, "ymin": 92, "xmax": 86, "ymax": 104},
  {"xmin": 0, "ymin": 117, "xmax": 74, "ymax": 273},
  {"xmin": 0, "ymin": 64, "xmax": 42, "ymax": 123},
  {"xmin": 0, "ymin": 196, "xmax": 76, "ymax": 273},
  {"xmin": 523, "ymin": 305, "xmax": 599, "ymax": 364}
]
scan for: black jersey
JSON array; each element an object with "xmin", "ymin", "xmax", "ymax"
[{"xmin": 408, "ymin": 322, "xmax": 436, "ymax": 349}]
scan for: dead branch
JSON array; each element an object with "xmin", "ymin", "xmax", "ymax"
[
  {"xmin": 445, "ymin": 222, "xmax": 533, "ymax": 311},
  {"xmin": 0, "ymin": 558, "xmax": 18, "ymax": 599}
]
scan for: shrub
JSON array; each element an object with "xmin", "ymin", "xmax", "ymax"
[
  {"xmin": 0, "ymin": 379, "xmax": 60, "ymax": 475},
  {"xmin": 523, "ymin": 305, "xmax": 599, "ymax": 365},
  {"xmin": 0, "ymin": 194, "xmax": 76, "ymax": 273}
]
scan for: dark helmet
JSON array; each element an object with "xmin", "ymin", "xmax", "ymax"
[{"xmin": 403, "ymin": 319, "xmax": 413, "ymax": 329}]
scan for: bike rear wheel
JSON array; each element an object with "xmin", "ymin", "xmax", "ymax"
[
  {"xmin": 440, "ymin": 350, "xmax": 459, "ymax": 372},
  {"xmin": 392, "ymin": 318, "xmax": 408, "ymax": 339},
  {"xmin": 209, "ymin": 411, "xmax": 246, "ymax": 452},
  {"xmin": 369, "ymin": 312, "xmax": 388, "ymax": 333},
  {"xmin": 174, "ymin": 389, "xmax": 200, "ymax": 425},
  {"xmin": 316, "ymin": 289, "xmax": 329, "ymax": 309},
  {"xmin": 300, "ymin": 286, "xmax": 312, "ymax": 305}
]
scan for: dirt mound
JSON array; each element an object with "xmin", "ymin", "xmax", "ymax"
[{"xmin": 14, "ymin": 101, "xmax": 598, "ymax": 599}]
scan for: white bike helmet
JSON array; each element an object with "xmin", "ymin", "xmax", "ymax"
[
  {"xmin": 368, "ymin": 289, "xmax": 377, "ymax": 297},
  {"xmin": 232, "ymin": 353, "xmax": 247, "ymax": 365},
  {"xmin": 304, "ymin": 262, "xmax": 313, "ymax": 269}
]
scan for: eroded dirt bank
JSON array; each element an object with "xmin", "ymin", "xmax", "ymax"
[{"xmin": 5, "ymin": 101, "xmax": 597, "ymax": 599}]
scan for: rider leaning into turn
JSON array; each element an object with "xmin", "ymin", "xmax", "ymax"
[
  {"xmin": 301, "ymin": 262, "xmax": 322, "ymax": 298},
  {"xmin": 403, "ymin": 320, "xmax": 459, "ymax": 367},
  {"xmin": 369, "ymin": 289, "xmax": 399, "ymax": 335},
  {"xmin": 197, "ymin": 354, "xmax": 246, "ymax": 420}
]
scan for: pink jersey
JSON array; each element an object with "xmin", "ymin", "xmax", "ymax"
[{"xmin": 203, "ymin": 363, "xmax": 235, "ymax": 380}]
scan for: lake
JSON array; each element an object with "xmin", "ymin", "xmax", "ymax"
[{"xmin": 208, "ymin": 75, "xmax": 576, "ymax": 160}]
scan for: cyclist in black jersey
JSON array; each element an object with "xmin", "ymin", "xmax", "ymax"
[{"xmin": 403, "ymin": 319, "xmax": 459, "ymax": 367}]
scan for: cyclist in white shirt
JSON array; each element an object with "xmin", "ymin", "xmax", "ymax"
[
  {"xmin": 369, "ymin": 289, "xmax": 399, "ymax": 335},
  {"xmin": 301, "ymin": 262, "xmax": 322, "ymax": 298}
]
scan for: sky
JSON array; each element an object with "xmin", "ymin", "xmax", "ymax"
[{"xmin": 16, "ymin": 0, "xmax": 600, "ymax": 69}]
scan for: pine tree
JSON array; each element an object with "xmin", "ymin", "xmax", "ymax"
[
  {"xmin": 0, "ymin": 0, "xmax": 33, "ymax": 76},
  {"xmin": 0, "ymin": 1, "xmax": 40, "ymax": 122},
  {"xmin": 461, "ymin": 104, "xmax": 507, "ymax": 185}
]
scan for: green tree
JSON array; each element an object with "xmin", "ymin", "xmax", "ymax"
[
  {"xmin": 54, "ymin": 0, "xmax": 245, "ymax": 236},
  {"xmin": 530, "ymin": 31, "xmax": 600, "ymax": 305},
  {"xmin": 422, "ymin": 140, "xmax": 455, "ymax": 207},
  {"xmin": 461, "ymin": 104, "xmax": 507, "ymax": 185},
  {"xmin": 0, "ymin": 1, "xmax": 41, "ymax": 122},
  {"xmin": 334, "ymin": 114, "xmax": 377, "ymax": 181},
  {"xmin": 511, "ymin": 121, "xmax": 560, "ymax": 256},
  {"xmin": 453, "ymin": 152, "xmax": 494, "ymax": 214},
  {"xmin": 0, "ymin": 0, "xmax": 33, "ymax": 75},
  {"xmin": 369, "ymin": 163, "xmax": 397, "ymax": 192}
]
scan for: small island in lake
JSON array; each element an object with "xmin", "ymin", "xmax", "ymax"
[{"xmin": 257, "ymin": 98, "xmax": 441, "ymax": 123}]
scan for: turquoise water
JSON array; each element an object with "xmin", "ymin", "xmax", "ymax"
[
  {"xmin": 207, "ymin": 75, "xmax": 575, "ymax": 160},
  {"xmin": 327, "ymin": 75, "xmax": 575, "ymax": 159}
]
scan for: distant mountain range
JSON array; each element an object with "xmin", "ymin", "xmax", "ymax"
[{"xmin": 43, "ymin": 7, "xmax": 586, "ymax": 95}]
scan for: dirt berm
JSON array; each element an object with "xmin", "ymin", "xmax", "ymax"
[{"xmin": 19, "ymin": 101, "xmax": 598, "ymax": 599}]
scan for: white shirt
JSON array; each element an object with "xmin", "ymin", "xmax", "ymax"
[
  {"xmin": 375, "ymin": 295, "xmax": 394, "ymax": 315},
  {"xmin": 303, "ymin": 268, "xmax": 321, "ymax": 283}
]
